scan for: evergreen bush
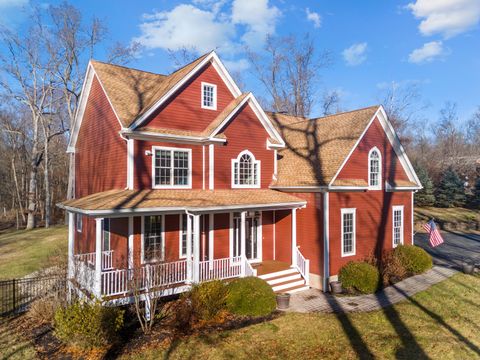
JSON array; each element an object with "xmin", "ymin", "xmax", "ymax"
[
  {"xmin": 339, "ymin": 261, "xmax": 380, "ymax": 294},
  {"xmin": 435, "ymin": 167, "xmax": 466, "ymax": 207},
  {"xmin": 226, "ymin": 277, "xmax": 276, "ymax": 316},
  {"xmin": 393, "ymin": 245, "xmax": 432, "ymax": 274}
]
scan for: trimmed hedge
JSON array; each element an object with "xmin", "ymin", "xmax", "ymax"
[
  {"xmin": 226, "ymin": 277, "xmax": 276, "ymax": 316},
  {"xmin": 393, "ymin": 245, "xmax": 432, "ymax": 274},
  {"xmin": 188, "ymin": 280, "xmax": 228, "ymax": 321},
  {"xmin": 339, "ymin": 261, "xmax": 380, "ymax": 294},
  {"xmin": 54, "ymin": 300, "xmax": 124, "ymax": 349}
]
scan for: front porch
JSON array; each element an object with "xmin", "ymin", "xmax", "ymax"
[{"xmin": 60, "ymin": 189, "xmax": 310, "ymax": 302}]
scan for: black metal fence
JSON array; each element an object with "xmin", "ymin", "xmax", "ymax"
[{"xmin": 0, "ymin": 275, "xmax": 66, "ymax": 316}]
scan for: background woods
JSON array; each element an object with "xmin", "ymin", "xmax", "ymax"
[{"xmin": 0, "ymin": 2, "xmax": 137, "ymax": 229}]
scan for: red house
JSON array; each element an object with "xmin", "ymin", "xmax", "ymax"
[{"xmin": 59, "ymin": 51, "xmax": 422, "ymax": 304}]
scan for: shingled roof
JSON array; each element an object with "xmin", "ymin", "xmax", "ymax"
[
  {"xmin": 91, "ymin": 53, "xmax": 210, "ymax": 127},
  {"xmin": 268, "ymin": 106, "xmax": 380, "ymax": 187}
]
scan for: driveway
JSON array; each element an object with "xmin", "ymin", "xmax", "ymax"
[{"xmin": 414, "ymin": 231, "xmax": 480, "ymax": 269}]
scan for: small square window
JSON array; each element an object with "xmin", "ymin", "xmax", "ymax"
[{"xmin": 201, "ymin": 82, "xmax": 216, "ymax": 110}]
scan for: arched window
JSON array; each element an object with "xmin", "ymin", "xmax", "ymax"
[
  {"xmin": 368, "ymin": 148, "xmax": 381, "ymax": 189},
  {"xmin": 232, "ymin": 151, "xmax": 260, "ymax": 188}
]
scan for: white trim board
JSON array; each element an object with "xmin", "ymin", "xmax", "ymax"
[{"xmin": 328, "ymin": 106, "xmax": 422, "ymax": 189}]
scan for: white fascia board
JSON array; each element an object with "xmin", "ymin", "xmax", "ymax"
[
  {"xmin": 68, "ymin": 62, "xmax": 126, "ymax": 152},
  {"xmin": 121, "ymin": 129, "xmax": 226, "ymax": 144},
  {"xmin": 58, "ymin": 201, "xmax": 307, "ymax": 217},
  {"xmin": 385, "ymin": 181, "xmax": 422, "ymax": 192},
  {"xmin": 329, "ymin": 106, "xmax": 422, "ymax": 188},
  {"xmin": 269, "ymin": 185, "xmax": 328, "ymax": 192},
  {"xmin": 129, "ymin": 51, "xmax": 242, "ymax": 131},
  {"xmin": 328, "ymin": 186, "xmax": 369, "ymax": 191},
  {"xmin": 209, "ymin": 93, "xmax": 251, "ymax": 137}
]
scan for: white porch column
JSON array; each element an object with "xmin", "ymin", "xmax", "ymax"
[
  {"xmin": 128, "ymin": 216, "xmax": 134, "ymax": 269},
  {"xmin": 208, "ymin": 213, "xmax": 214, "ymax": 270},
  {"xmin": 186, "ymin": 214, "xmax": 192, "ymax": 283},
  {"xmin": 67, "ymin": 212, "xmax": 75, "ymax": 279},
  {"xmin": 291, "ymin": 208, "xmax": 297, "ymax": 268},
  {"xmin": 193, "ymin": 214, "xmax": 201, "ymax": 283},
  {"xmin": 240, "ymin": 211, "xmax": 246, "ymax": 276},
  {"xmin": 95, "ymin": 218, "xmax": 103, "ymax": 297}
]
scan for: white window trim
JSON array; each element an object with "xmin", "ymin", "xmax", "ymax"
[
  {"xmin": 141, "ymin": 215, "xmax": 165, "ymax": 264},
  {"xmin": 392, "ymin": 205, "xmax": 404, "ymax": 248},
  {"xmin": 368, "ymin": 147, "xmax": 382, "ymax": 190},
  {"xmin": 201, "ymin": 82, "xmax": 217, "ymax": 110},
  {"xmin": 151, "ymin": 146, "xmax": 192, "ymax": 189},
  {"xmin": 341, "ymin": 208, "xmax": 356, "ymax": 257},
  {"xmin": 231, "ymin": 150, "xmax": 261, "ymax": 189},
  {"xmin": 229, "ymin": 211, "xmax": 262, "ymax": 262},
  {"xmin": 76, "ymin": 214, "xmax": 82, "ymax": 233}
]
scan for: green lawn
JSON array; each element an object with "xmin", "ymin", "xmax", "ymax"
[
  {"xmin": 0, "ymin": 226, "xmax": 67, "ymax": 279},
  {"xmin": 415, "ymin": 207, "xmax": 479, "ymax": 229},
  {"xmin": 0, "ymin": 318, "xmax": 36, "ymax": 360},
  {"xmin": 123, "ymin": 273, "xmax": 480, "ymax": 359}
]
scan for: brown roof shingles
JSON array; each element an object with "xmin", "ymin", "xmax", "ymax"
[
  {"xmin": 60, "ymin": 189, "xmax": 305, "ymax": 213},
  {"xmin": 91, "ymin": 52, "xmax": 210, "ymax": 127},
  {"xmin": 269, "ymin": 106, "xmax": 379, "ymax": 187}
]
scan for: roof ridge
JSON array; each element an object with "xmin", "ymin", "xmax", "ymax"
[
  {"xmin": 168, "ymin": 51, "xmax": 212, "ymax": 76},
  {"xmin": 90, "ymin": 59, "xmax": 166, "ymax": 77}
]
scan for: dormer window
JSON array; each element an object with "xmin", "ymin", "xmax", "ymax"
[
  {"xmin": 201, "ymin": 82, "xmax": 217, "ymax": 110},
  {"xmin": 368, "ymin": 147, "xmax": 381, "ymax": 190},
  {"xmin": 232, "ymin": 150, "xmax": 260, "ymax": 188}
]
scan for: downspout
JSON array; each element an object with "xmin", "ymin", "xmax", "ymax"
[{"xmin": 323, "ymin": 191, "xmax": 330, "ymax": 292}]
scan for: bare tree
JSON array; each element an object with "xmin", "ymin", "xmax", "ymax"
[{"xmin": 247, "ymin": 34, "xmax": 331, "ymax": 117}]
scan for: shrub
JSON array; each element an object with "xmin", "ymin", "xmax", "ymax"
[
  {"xmin": 28, "ymin": 296, "xmax": 58, "ymax": 326},
  {"xmin": 54, "ymin": 300, "xmax": 124, "ymax": 349},
  {"xmin": 339, "ymin": 261, "xmax": 380, "ymax": 294},
  {"xmin": 380, "ymin": 250, "xmax": 407, "ymax": 286},
  {"xmin": 188, "ymin": 280, "xmax": 228, "ymax": 321},
  {"xmin": 394, "ymin": 245, "xmax": 432, "ymax": 274},
  {"xmin": 226, "ymin": 277, "xmax": 276, "ymax": 316}
]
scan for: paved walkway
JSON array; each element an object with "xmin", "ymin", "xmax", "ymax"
[{"xmin": 287, "ymin": 266, "xmax": 457, "ymax": 313}]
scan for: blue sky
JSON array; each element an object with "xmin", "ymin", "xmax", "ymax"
[{"xmin": 2, "ymin": 0, "xmax": 480, "ymax": 124}]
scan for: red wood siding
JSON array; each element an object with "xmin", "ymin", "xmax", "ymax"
[
  {"xmin": 274, "ymin": 210, "xmax": 292, "ymax": 263},
  {"xmin": 134, "ymin": 140, "xmax": 203, "ymax": 189},
  {"xmin": 142, "ymin": 63, "xmax": 235, "ymax": 132},
  {"xmin": 110, "ymin": 218, "xmax": 128, "ymax": 268},
  {"xmin": 75, "ymin": 75, "xmax": 126, "ymax": 198},
  {"xmin": 262, "ymin": 211, "xmax": 274, "ymax": 261},
  {"xmin": 328, "ymin": 191, "xmax": 413, "ymax": 276},
  {"xmin": 336, "ymin": 117, "xmax": 409, "ymax": 184},
  {"xmin": 213, "ymin": 213, "xmax": 230, "ymax": 258},
  {"xmin": 214, "ymin": 104, "xmax": 274, "ymax": 189},
  {"xmin": 293, "ymin": 193, "xmax": 324, "ymax": 275}
]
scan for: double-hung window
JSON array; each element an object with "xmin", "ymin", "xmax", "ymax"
[
  {"xmin": 232, "ymin": 150, "xmax": 260, "ymax": 188},
  {"xmin": 143, "ymin": 215, "xmax": 164, "ymax": 263},
  {"xmin": 341, "ymin": 208, "xmax": 356, "ymax": 257},
  {"xmin": 392, "ymin": 206, "xmax": 404, "ymax": 247},
  {"xmin": 368, "ymin": 148, "xmax": 381, "ymax": 189},
  {"xmin": 153, "ymin": 147, "xmax": 191, "ymax": 188},
  {"xmin": 179, "ymin": 214, "xmax": 194, "ymax": 258},
  {"xmin": 201, "ymin": 82, "xmax": 217, "ymax": 110}
]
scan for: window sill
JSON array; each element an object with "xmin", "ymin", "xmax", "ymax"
[{"xmin": 341, "ymin": 252, "xmax": 356, "ymax": 258}]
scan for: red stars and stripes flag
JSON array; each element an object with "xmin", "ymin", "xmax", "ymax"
[{"xmin": 423, "ymin": 219, "xmax": 444, "ymax": 247}]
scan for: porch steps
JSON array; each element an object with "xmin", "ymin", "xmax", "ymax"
[{"xmin": 258, "ymin": 268, "xmax": 309, "ymax": 294}]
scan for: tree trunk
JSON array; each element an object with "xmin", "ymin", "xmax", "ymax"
[
  {"xmin": 11, "ymin": 157, "xmax": 26, "ymax": 224},
  {"xmin": 43, "ymin": 138, "xmax": 50, "ymax": 228},
  {"xmin": 26, "ymin": 118, "xmax": 39, "ymax": 230}
]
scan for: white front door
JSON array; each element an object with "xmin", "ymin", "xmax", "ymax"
[{"xmin": 232, "ymin": 212, "xmax": 261, "ymax": 261}]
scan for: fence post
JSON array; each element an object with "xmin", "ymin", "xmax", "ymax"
[{"xmin": 12, "ymin": 278, "xmax": 16, "ymax": 313}]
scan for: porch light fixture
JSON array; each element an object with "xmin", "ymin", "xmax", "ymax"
[{"xmin": 145, "ymin": 150, "xmax": 152, "ymax": 156}]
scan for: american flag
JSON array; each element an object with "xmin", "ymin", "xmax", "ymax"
[{"xmin": 423, "ymin": 219, "xmax": 444, "ymax": 247}]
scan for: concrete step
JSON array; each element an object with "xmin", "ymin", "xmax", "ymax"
[
  {"xmin": 258, "ymin": 268, "xmax": 297, "ymax": 280},
  {"xmin": 272, "ymin": 279, "xmax": 305, "ymax": 292},
  {"xmin": 284, "ymin": 285, "xmax": 310, "ymax": 294},
  {"xmin": 267, "ymin": 273, "xmax": 302, "ymax": 285}
]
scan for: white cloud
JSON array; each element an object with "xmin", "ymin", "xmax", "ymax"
[
  {"xmin": 134, "ymin": 1, "xmax": 281, "ymax": 54},
  {"xmin": 342, "ymin": 42, "xmax": 368, "ymax": 66},
  {"xmin": 407, "ymin": 0, "xmax": 480, "ymax": 38},
  {"xmin": 231, "ymin": 0, "xmax": 281, "ymax": 49},
  {"xmin": 134, "ymin": 4, "xmax": 235, "ymax": 54},
  {"xmin": 223, "ymin": 58, "xmax": 250, "ymax": 72},
  {"xmin": 306, "ymin": 8, "xmax": 321, "ymax": 28},
  {"xmin": 408, "ymin": 41, "xmax": 445, "ymax": 63}
]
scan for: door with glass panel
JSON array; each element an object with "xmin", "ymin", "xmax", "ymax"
[{"xmin": 232, "ymin": 212, "xmax": 260, "ymax": 261}]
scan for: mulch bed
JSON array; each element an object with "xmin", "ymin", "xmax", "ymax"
[{"xmin": 6, "ymin": 301, "xmax": 282, "ymax": 359}]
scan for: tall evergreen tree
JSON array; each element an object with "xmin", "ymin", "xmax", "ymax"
[
  {"xmin": 471, "ymin": 177, "xmax": 480, "ymax": 209},
  {"xmin": 414, "ymin": 164, "xmax": 435, "ymax": 206},
  {"xmin": 435, "ymin": 167, "xmax": 466, "ymax": 208}
]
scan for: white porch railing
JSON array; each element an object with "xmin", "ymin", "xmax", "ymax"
[
  {"xmin": 101, "ymin": 259, "xmax": 188, "ymax": 297},
  {"xmin": 294, "ymin": 246, "xmax": 310, "ymax": 285},
  {"xmin": 244, "ymin": 257, "xmax": 257, "ymax": 277},
  {"xmin": 74, "ymin": 251, "xmax": 114, "ymax": 270},
  {"xmin": 199, "ymin": 257, "xmax": 242, "ymax": 282}
]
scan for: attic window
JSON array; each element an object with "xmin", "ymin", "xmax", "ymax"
[
  {"xmin": 368, "ymin": 147, "xmax": 381, "ymax": 190},
  {"xmin": 201, "ymin": 82, "xmax": 217, "ymax": 110}
]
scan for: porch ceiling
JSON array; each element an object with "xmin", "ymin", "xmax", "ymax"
[{"xmin": 58, "ymin": 189, "xmax": 306, "ymax": 216}]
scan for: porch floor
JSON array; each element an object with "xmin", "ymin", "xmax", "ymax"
[{"xmin": 252, "ymin": 260, "xmax": 291, "ymax": 276}]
